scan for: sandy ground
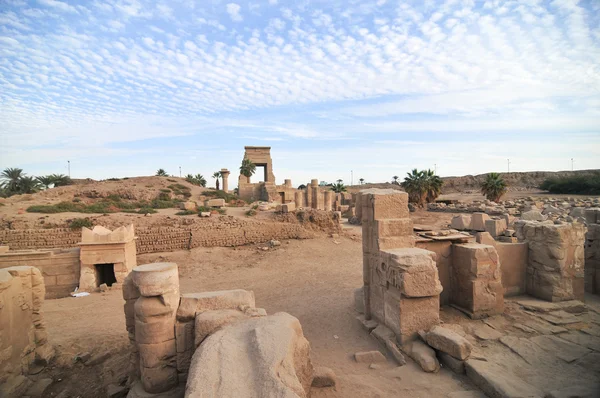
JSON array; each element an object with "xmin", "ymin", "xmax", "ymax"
[{"xmin": 42, "ymin": 236, "xmax": 478, "ymax": 398}]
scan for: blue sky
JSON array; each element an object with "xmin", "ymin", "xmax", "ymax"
[{"xmin": 1, "ymin": 0, "xmax": 599, "ymax": 185}]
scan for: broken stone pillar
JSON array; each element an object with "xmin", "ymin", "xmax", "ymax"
[
  {"xmin": 129, "ymin": 263, "xmax": 180, "ymax": 394},
  {"xmin": 376, "ymin": 248, "xmax": 442, "ymax": 344},
  {"xmin": 294, "ymin": 191, "xmax": 304, "ymax": 208},
  {"xmin": 451, "ymin": 243, "xmax": 504, "ymax": 319},
  {"xmin": 520, "ymin": 221, "xmax": 586, "ymax": 301},
  {"xmin": 220, "ymin": 169, "xmax": 230, "ymax": 192},
  {"xmin": 360, "ymin": 189, "xmax": 419, "ymax": 326},
  {"xmin": 323, "ymin": 191, "xmax": 333, "ymax": 211}
]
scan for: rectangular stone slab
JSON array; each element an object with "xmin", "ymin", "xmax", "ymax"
[{"xmin": 530, "ymin": 335, "xmax": 591, "ymax": 363}]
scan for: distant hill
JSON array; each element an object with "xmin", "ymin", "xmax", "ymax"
[
  {"xmin": 441, "ymin": 170, "xmax": 600, "ymax": 193},
  {"xmin": 346, "ymin": 170, "xmax": 600, "ymax": 194}
]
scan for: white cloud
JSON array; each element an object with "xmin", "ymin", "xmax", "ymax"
[
  {"xmin": 36, "ymin": 0, "xmax": 77, "ymax": 13},
  {"xmin": 226, "ymin": 3, "xmax": 242, "ymax": 22}
]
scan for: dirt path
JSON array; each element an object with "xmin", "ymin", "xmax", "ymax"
[{"xmin": 43, "ymin": 237, "xmax": 477, "ymax": 397}]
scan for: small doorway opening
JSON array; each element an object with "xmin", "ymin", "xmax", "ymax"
[
  {"xmin": 95, "ymin": 263, "xmax": 116, "ymax": 287},
  {"xmin": 279, "ymin": 192, "xmax": 285, "ymax": 203}
]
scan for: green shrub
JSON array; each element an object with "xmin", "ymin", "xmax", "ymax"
[
  {"xmin": 197, "ymin": 206, "xmax": 211, "ymax": 212},
  {"xmin": 540, "ymin": 173, "xmax": 600, "ymax": 195},
  {"xmin": 151, "ymin": 199, "xmax": 177, "ymax": 209},
  {"xmin": 160, "ymin": 188, "xmax": 171, "ymax": 193},
  {"xmin": 69, "ymin": 218, "xmax": 93, "ymax": 229},
  {"xmin": 107, "ymin": 178, "xmax": 120, "ymax": 181},
  {"xmin": 123, "ymin": 207, "xmax": 157, "ymax": 214},
  {"xmin": 72, "ymin": 198, "xmax": 81, "ymax": 203},
  {"xmin": 245, "ymin": 209, "xmax": 257, "ymax": 217},
  {"xmin": 203, "ymin": 190, "xmax": 240, "ymax": 203},
  {"xmin": 217, "ymin": 208, "xmax": 226, "ymax": 215},
  {"xmin": 175, "ymin": 210, "xmax": 197, "ymax": 216},
  {"xmin": 167, "ymin": 178, "xmax": 177, "ymax": 182},
  {"xmin": 157, "ymin": 192, "xmax": 171, "ymax": 201}
]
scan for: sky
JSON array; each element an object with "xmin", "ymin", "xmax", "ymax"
[{"xmin": 1, "ymin": 0, "xmax": 600, "ymax": 186}]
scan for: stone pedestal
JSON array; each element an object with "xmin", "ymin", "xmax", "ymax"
[
  {"xmin": 451, "ymin": 243, "xmax": 504, "ymax": 319},
  {"xmin": 324, "ymin": 191, "xmax": 333, "ymax": 211}
]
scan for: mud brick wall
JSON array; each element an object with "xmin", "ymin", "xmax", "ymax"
[
  {"xmin": 135, "ymin": 227, "xmax": 191, "ymax": 254},
  {"xmin": 0, "ymin": 228, "xmax": 80, "ymax": 250},
  {"xmin": 0, "ymin": 248, "xmax": 80, "ymax": 299},
  {"xmin": 1, "ymin": 219, "xmax": 314, "ymax": 256}
]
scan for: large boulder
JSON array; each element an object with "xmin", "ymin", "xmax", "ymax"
[
  {"xmin": 521, "ymin": 210, "xmax": 546, "ymax": 222},
  {"xmin": 185, "ymin": 312, "xmax": 313, "ymax": 398}
]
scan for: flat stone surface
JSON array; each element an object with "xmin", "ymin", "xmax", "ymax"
[
  {"xmin": 447, "ymin": 391, "xmax": 487, "ymax": 398},
  {"xmin": 438, "ymin": 351, "xmax": 465, "ymax": 374},
  {"xmin": 558, "ymin": 331, "xmax": 600, "ymax": 351},
  {"xmin": 574, "ymin": 352, "xmax": 600, "ymax": 374},
  {"xmin": 499, "ymin": 336, "xmax": 554, "ymax": 366},
  {"xmin": 25, "ymin": 378, "xmax": 53, "ymax": 397},
  {"xmin": 536, "ymin": 311, "xmax": 581, "ymax": 325},
  {"xmin": 530, "ymin": 335, "xmax": 591, "ymax": 363},
  {"xmin": 546, "ymin": 383, "xmax": 600, "ymax": 398},
  {"xmin": 469, "ymin": 323, "xmax": 503, "ymax": 340},
  {"xmin": 519, "ymin": 318, "xmax": 568, "ymax": 335},
  {"xmin": 356, "ymin": 315, "xmax": 378, "ymax": 332},
  {"xmin": 515, "ymin": 298, "xmax": 586, "ymax": 314},
  {"xmin": 425, "ymin": 325, "xmax": 472, "ymax": 360},
  {"xmin": 465, "ymin": 359, "xmax": 544, "ymax": 398}
]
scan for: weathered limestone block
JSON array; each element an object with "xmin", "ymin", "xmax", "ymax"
[
  {"xmin": 360, "ymin": 189, "xmax": 409, "ymax": 222},
  {"xmin": 451, "ymin": 243, "xmax": 504, "ymax": 318},
  {"xmin": 180, "ymin": 202, "xmax": 196, "ymax": 211},
  {"xmin": 383, "ymin": 287, "xmax": 440, "ymax": 344},
  {"xmin": 138, "ymin": 340, "xmax": 176, "ymax": 368},
  {"xmin": 282, "ymin": 202, "xmax": 296, "ymax": 213},
  {"xmin": 522, "ymin": 222, "xmax": 586, "ymax": 302},
  {"xmin": 185, "ymin": 312, "xmax": 313, "ymax": 398},
  {"xmin": 484, "ymin": 219, "xmax": 507, "ymax": 238},
  {"xmin": 470, "ymin": 213, "xmax": 490, "ymax": 232},
  {"xmin": 194, "ymin": 309, "xmax": 248, "ymax": 347},
  {"xmin": 134, "ymin": 294, "xmax": 179, "ymax": 344},
  {"xmin": 379, "ymin": 248, "xmax": 442, "ymax": 298},
  {"xmin": 521, "ymin": 210, "xmax": 547, "ymax": 221},
  {"xmin": 584, "ymin": 208, "xmax": 600, "ymax": 224},
  {"xmin": 403, "ymin": 340, "xmax": 439, "ymax": 373},
  {"xmin": 177, "ymin": 290, "xmax": 255, "ymax": 321},
  {"xmin": 132, "ymin": 262, "xmax": 179, "ymax": 297},
  {"xmin": 451, "ymin": 215, "xmax": 472, "ymax": 231},
  {"xmin": 206, "ymin": 198, "xmax": 225, "ymax": 208},
  {"xmin": 424, "ymin": 325, "xmax": 472, "ymax": 360}
]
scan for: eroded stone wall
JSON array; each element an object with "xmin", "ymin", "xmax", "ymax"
[{"xmin": 0, "ymin": 266, "xmax": 53, "ymax": 397}]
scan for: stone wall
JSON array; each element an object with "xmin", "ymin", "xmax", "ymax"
[
  {"xmin": 415, "ymin": 241, "xmax": 452, "ymax": 306},
  {"xmin": 495, "ymin": 242, "xmax": 528, "ymax": 296},
  {"xmin": 0, "ymin": 266, "xmax": 53, "ymax": 397},
  {"xmin": 0, "ymin": 219, "xmax": 314, "ymax": 254},
  {"xmin": 0, "ymin": 248, "xmax": 80, "ymax": 299},
  {"xmin": 584, "ymin": 208, "xmax": 600, "ymax": 294},
  {"xmin": 516, "ymin": 221, "xmax": 586, "ymax": 302}
]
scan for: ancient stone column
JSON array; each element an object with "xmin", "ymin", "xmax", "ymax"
[
  {"xmin": 130, "ymin": 263, "xmax": 180, "ymax": 394},
  {"xmin": 294, "ymin": 191, "xmax": 303, "ymax": 208},
  {"xmin": 284, "ymin": 179, "xmax": 292, "ymax": 188},
  {"xmin": 220, "ymin": 169, "xmax": 230, "ymax": 193},
  {"xmin": 323, "ymin": 191, "xmax": 333, "ymax": 211}
]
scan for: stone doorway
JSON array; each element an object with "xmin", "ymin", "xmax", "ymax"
[{"xmin": 94, "ymin": 263, "xmax": 116, "ymax": 287}]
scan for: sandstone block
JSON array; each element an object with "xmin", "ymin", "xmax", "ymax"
[
  {"xmin": 424, "ymin": 325, "xmax": 472, "ymax": 360},
  {"xmin": 206, "ymin": 198, "xmax": 225, "ymax": 208},
  {"xmin": 132, "ymin": 262, "xmax": 179, "ymax": 297},
  {"xmin": 584, "ymin": 208, "xmax": 600, "ymax": 224},
  {"xmin": 138, "ymin": 339, "xmax": 176, "ymax": 368},
  {"xmin": 470, "ymin": 213, "xmax": 490, "ymax": 231},
  {"xmin": 175, "ymin": 321, "xmax": 194, "ymax": 353},
  {"xmin": 484, "ymin": 219, "xmax": 507, "ymax": 238},
  {"xmin": 404, "ymin": 340, "xmax": 439, "ymax": 373},
  {"xmin": 360, "ymin": 189, "xmax": 409, "ymax": 221},
  {"xmin": 177, "ymin": 289, "xmax": 255, "ymax": 321},
  {"xmin": 384, "ymin": 289, "xmax": 440, "ymax": 344},
  {"xmin": 522, "ymin": 210, "xmax": 546, "ymax": 221},
  {"xmin": 135, "ymin": 317, "xmax": 176, "ymax": 345},
  {"xmin": 438, "ymin": 351, "xmax": 465, "ymax": 374},
  {"xmin": 380, "ymin": 248, "xmax": 442, "ymax": 298},
  {"xmin": 194, "ymin": 309, "xmax": 248, "ymax": 347},
  {"xmin": 185, "ymin": 312, "xmax": 313, "ymax": 398},
  {"xmin": 376, "ymin": 218, "xmax": 413, "ymax": 237},
  {"xmin": 451, "ymin": 215, "xmax": 472, "ymax": 231},
  {"xmin": 354, "ymin": 350, "xmax": 386, "ymax": 363},
  {"xmin": 282, "ymin": 202, "xmax": 295, "ymax": 213},
  {"xmin": 134, "ymin": 294, "xmax": 179, "ymax": 320},
  {"xmin": 140, "ymin": 364, "xmax": 178, "ymax": 394}
]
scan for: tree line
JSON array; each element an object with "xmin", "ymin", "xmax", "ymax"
[{"xmin": 0, "ymin": 168, "xmax": 72, "ymax": 197}]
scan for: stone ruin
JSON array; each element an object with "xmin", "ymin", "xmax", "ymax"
[
  {"xmin": 123, "ymin": 262, "xmax": 330, "ymax": 397},
  {"xmin": 355, "ymin": 189, "xmax": 593, "ymax": 374},
  {"xmin": 235, "ymin": 146, "xmax": 354, "ymax": 215},
  {"xmin": 0, "ymin": 266, "xmax": 54, "ymax": 397},
  {"xmin": 79, "ymin": 225, "xmax": 137, "ymax": 292}
]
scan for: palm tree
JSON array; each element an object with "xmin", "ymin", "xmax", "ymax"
[
  {"xmin": 402, "ymin": 169, "xmax": 444, "ymax": 206},
  {"xmin": 36, "ymin": 175, "xmax": 54, "ymax": 189},
  {"xmin": 359, "ymin": 178, "xmax": 365, "ymax": 185},
  {"xmin": 392, "ymin": 175, "xmax": 399, "ymax": 185},
  {"xmin": 331, "ymin": 182, "xmax": 347, "ymax": 193},
  {"xmin": 1, "ymin": 167, "xmax": 24, "ymax": 193},
  {"xmin": 156, "ymin": 169, "xmax": 168, "ymax": 176},
  {"xmin": 50, "ymin": 174, "xmax": 72, "ymax": 187},
  {"xmin": 481, "ymin": 173, "xmax": 507, "ymax": 202},
  {"xmin": 212, "ymin": 171, "xmax": 221, "ymax": 190},
  {"xmin": 194, "ymin": 174, "xmax": 207, "ymax": 187},
  {"xmin": 423, "ymin": 169, "xmax": 443, "ymax": 203},
  {"xmin": 239, "ymin": 159, "xmax": 256, "ymax": 181},
  {"xmin": 18, "ymin": 176, "xmax": 40, "ymax": 194}
]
